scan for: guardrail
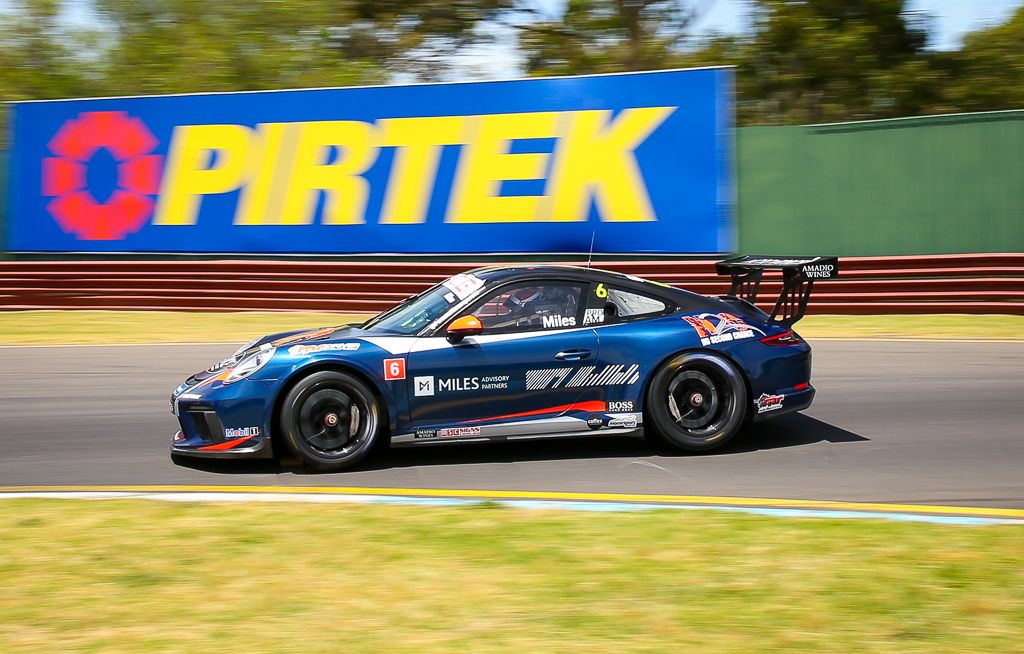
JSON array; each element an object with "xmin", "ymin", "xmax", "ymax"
[{"xmin": 1, "ymin": 253, "xmax": 1022, "ymax": 314}]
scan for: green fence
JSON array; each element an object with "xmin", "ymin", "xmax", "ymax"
[{"xmin": 737, "ymin": 109, "xmax": 1024, "ymax": 256}]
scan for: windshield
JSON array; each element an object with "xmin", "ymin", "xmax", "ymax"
[{"xmin": 361, "ymin": 273, "xmax": 486, "ymax": 335}]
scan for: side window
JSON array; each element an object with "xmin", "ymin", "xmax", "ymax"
[
  {"xmin": 468, "ymin": 283, "xmax": 583, "ymax": 333},
  {"xmin": 584, "ymin": 284, "xmax": 668, "ymax": 326}
]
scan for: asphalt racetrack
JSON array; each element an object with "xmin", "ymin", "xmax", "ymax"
[{"xmin": 1, "ymin": 339, "xmax": 1022, "ymax": 508}]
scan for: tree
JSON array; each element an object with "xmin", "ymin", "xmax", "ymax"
[
  {"xmin": 91, "ymin": 0, "xmax": 386, "ymax": 96},
  {"xmin": 508, "ymin": 0, "xmax": 947, "ymax": 125},
  {"xmin": 938, "ymin": 6, "xmax": 1024, "ymax": 113},
  {"xmin": 511, "ymin": 0, "xmax": 705, "ymax": 76},
  {"xmin": 89, "ymin": 0, "xmax": 513, "ymax": 94},
  {"xmin": 728, "ymin": 0, "xmax": 937, "ymax": 124},
  {"xmin": 0, "ymin": 0, "xmax": 101, "ymax": 102}
]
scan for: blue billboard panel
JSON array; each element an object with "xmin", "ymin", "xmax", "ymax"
[{"xmin": 7, "ymin": 68, "xmax": 734, "ymax": 253}]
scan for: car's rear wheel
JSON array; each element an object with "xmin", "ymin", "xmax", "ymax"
[
  {"xmin": 280, "ymin": 370, "xmax": 381, "ymax": 471},
  {"xmin": 645, "ymin": 352, "xmax": 748, "ymax": 452}
]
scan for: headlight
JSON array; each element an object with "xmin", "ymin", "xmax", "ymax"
[
  {"xmin": 233, "ymin": 337, "xmax": 263, "ymax": 357},
  {"xmin": 224, "ymin": 345, "xmax": 276, "ymax": 384}
]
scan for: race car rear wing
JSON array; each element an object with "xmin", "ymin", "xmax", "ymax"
[{"xmin": 715, "ymin": 255, "xmax": 839, "ymax": 327}]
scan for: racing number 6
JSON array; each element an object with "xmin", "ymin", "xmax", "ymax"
[
  {"xmin": 384, "ymin": 358, "xmax": 406, "ymax": 380},
  {"xmin": 595, "ymin": 283, "xmax": 607, "ymax": 299}
]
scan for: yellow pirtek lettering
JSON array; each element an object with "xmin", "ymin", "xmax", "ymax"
[
  {"xmin": 235, "ymin": 122, "xmax": 302, "ymax": 225},
  {"xmin": 544, "ymin": 107, "xmax": 675, "ymax": 222},
  {"xmin": 153, "ymin": 124, "xmax": 255, "ymax": 225},
  {"xmin": 378, "ymin": 116, "xmax": 468, "ymax": 224},
  {"xmin": 446, "ymin": 111, "xmax": 559, "ymax": 223},
  {"xmin": 280, "ymin": 121, "xmax": 378, "ymax": 225},
  {"xmin": 154, "ymin": 106, "xmax": 675, "ymax": 227}
]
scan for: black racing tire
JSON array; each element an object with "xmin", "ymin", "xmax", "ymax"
[
  {"xmin": 279, "ymin": 370, "xmax": 382, "ymax": 472},
  {"xmin": 645, "ymin": 352, "xmax": 749, "ymax": 452}
]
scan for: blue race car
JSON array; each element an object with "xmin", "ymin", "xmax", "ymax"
[{"xmin": 170, "ymin": 256, "xmax": 838, "ymax": 471}]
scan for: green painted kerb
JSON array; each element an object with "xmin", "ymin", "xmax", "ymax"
[{"xmin": 737, "ymin": 110, "xmax": 1024, "ymax": 256}]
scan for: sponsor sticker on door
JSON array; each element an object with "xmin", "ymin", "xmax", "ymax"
[{"xmin": 414, "ymin": 376, "xmax": 435, "ymax": 396}]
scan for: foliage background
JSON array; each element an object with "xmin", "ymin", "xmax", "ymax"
[{"xmin": 1, "ymin": 0, "xmax": 1022, "ymax": 127}]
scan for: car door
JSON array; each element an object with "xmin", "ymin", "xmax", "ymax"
[
  {"xmin": 405, "ymin": 280, "xmax": 601, "ymax": 437},
  {"xmin": 580, "ymin": 282, "xmax": 675, "ymax": 423}
]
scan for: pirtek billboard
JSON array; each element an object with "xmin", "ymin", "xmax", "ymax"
[{"xmin": 7, "ymin": 68, "xmax": 734, "ymax": 253}]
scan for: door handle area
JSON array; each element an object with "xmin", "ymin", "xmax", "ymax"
[{"xmin": 555, "ymin": 349, "xmax": 592, "ymax": 361}]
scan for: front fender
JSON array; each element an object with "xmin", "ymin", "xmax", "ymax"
[{"xmin": 259, "ymin": 348, "xmax": 407, "ymax": 436}]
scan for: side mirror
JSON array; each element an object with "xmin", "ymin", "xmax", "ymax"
[{"xmin": 446, "ymin": 315, "xmax": 483, "ymax": 344}]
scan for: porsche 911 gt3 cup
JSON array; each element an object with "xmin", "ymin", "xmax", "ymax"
[{"xmin": 170, "ymin": 257, "xmax": 838, "ymax": 471}]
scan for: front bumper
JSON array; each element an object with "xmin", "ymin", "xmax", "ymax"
[
  {"xmin": 170, "ymin": 431, "xmax": 274, "ymax": 459},
  {"xmin": 169, "ymin": 379, "xmax": 276, "ymax": 460}
]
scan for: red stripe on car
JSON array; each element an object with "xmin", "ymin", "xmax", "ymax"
[
  {"xmin": 198, "ymin": 435, "xmax": 253, "ymax": 451},
  {"xmin": 465, "ymin": 400, "xmax": 607, "ymax": 424}
]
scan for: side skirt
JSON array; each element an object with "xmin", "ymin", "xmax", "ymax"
[{"xmin": 391, "ymin": 427, "xmax": 645, "ymax": 448}]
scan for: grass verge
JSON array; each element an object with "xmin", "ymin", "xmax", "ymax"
[
  {"xmin": 0, "ymin": 310, "xmax": 370, "ymax": 345},
  {"xmin": 0, "ymin": 311, "xmax": 1022, "ymax": 345},
  {"xmin": 0, "ymin": 499, "xmax": 1022, "ymax": 653},
  {"xmin": 795, "ymin": 314, "xmax": 1024, "ymax": 340}
]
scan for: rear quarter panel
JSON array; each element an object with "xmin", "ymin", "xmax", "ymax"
[{"xmin": 598, "ymin": 310, "xmax": 812, "ymax": 413}]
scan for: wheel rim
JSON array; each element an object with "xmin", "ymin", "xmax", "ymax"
[
  {"xmin": 666, "ymin": 369, "xmax": 726, "ymax": 431},
  {"xmin": 296, "ymin": 385, "xmax": 371, "ymax": 458}
]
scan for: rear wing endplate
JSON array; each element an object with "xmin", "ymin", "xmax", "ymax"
[{"xmin": 715, "ymin": 255, "xmax": 839, "ymax": 327}]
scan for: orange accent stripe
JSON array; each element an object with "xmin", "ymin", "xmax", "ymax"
[
  {"xmin": 197, "ymin": 435, "xmax": 253, "ymax": 451},
  {"xmin": 188, "ymin": 368, "xmax": 232, "ymax": 393},
  {"xmin": 466, "ymin": 400, "xmax": 607, "ymax": 424}
]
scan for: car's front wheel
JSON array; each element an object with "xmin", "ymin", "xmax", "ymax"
[
  {"xmin": 645, "ymin": 352, "xmax": 748, "ymax": 452},
  {"xmin": 279, "ymin": 370, "xmax": 382, "ymax": 471}
]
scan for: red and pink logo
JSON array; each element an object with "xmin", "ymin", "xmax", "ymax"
[{"xmin": 42, "ymin": 111, "xmax": 162, "ymax": 240}]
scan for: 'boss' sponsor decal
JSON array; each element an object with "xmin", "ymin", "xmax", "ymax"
[{"xmin": 607, "ymin": 400, "xmax": 635, "ymax": 412}]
